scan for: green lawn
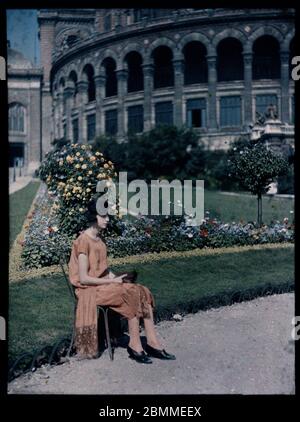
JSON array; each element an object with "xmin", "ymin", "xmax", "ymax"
[
  {"xmin": 9, "ymin": 181, "xmax": 40, "ymax": 249},
  {"xmin": 125, "ymin": 187, "xmax": 294, "ymax": 225},
  {"xmin": 204, "ymin": 190, "xmax": 294, "ymax": 224},
  {"xmin": 9, "ymin": 245, "xmax": 294, "ymax": 362}
]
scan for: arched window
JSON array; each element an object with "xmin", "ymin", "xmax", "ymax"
[
  {"xmin": 125, "ymin": 51, "xmax": 144, "ymax": 92},
  {"xmin": 82, "ymin": 64, "xmax": 95, "ymax": 102},
  {"xmin": 102, "ymin": 57, "xmax": 118, "ymax": 97},
  {"xmin": 152, "ymin": 46, "xmax": 174, "ymax": 89},
  {"xmin": 183, "ymin": 41, "xmax": 208, "ymax": 84},
  {"xmin": 69, "ymin": 70, "xmax": 78, "ymax": 106},
  {"xmin": 217, "ymin": 38, "xmax": 244, "ymax": 82},
  {"xmin": 253, "ymin": 35, "xmax": 280, "ymax": 80},
  {"xmin": 9, "ymin": 103, "xmax": 25, "ymax": 133}
]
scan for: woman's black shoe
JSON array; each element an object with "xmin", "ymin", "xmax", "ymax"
[
  {"xmin": 145, "ymin": 344, "xmax": 176, "ymax": 360},
  {"xmin": 127, "ymin": 346, "xmax": 153, "ymax": 364}
]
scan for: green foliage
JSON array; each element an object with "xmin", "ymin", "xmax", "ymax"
[
  {"xmin": 228, "ymin": 138, "xmax": 289, "ymax": 226},
  {"xmin": 92, "ymin": 135, "xmax": 127, "ymax": 172},
  {"xmin": 94, "ymin": 126, "xmax": 206, "ymax": 181},
  {"xmin": 228, "ymin": 141, "xmax": 289, "ymax": 196}
]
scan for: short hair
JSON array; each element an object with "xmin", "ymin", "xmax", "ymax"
[{"xmin": 85, "ymin": 196, "xmax": 108, "ymax": 224}]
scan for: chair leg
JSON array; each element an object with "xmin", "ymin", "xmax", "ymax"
[
  {"xmin": 99, "ymin": 307, "xmax": 113, "ymax": 361},
  {"xmin": 68, "ymin": 307, "xmax": 77, "ymax": 357}
]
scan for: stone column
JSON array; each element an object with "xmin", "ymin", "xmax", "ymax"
[
  {"xmin": 63, "ymin": 83, "xmax": 75, "ymax": 141},
  {"xmin": 243, "ymin": 52, "xmax": 253, "ymax": 129},
  {"xmin": 53, "ymin": 92, "xmax": 60, "ymax": 139},
  {"xmin": 116, "ymin": 69, "xmax": 128, "ymax": 139},
  {"xmin": 280, "ymin": 50, "xmax": 290, "ymax": 123},
  {"xmin": 173, "ymin": 58, "xmax": 184, "ymax": 127},
  {"xmin": 77, "ymin": 80, "xmax": 89, "ymax": 143},
  {"xmin": 58, "ymin": 91, "xmax": 64, "ymax": 139},
  {"xmin": 207, "ymin": 54, "xmax": 217, "ymax": 130},
  {"xmin": 142, "ymin": 63, "xmax": 154, "ymax": 131},
  {"xmin": 94, "ymin": 72, "xmax": 106, "ymax": 136}
]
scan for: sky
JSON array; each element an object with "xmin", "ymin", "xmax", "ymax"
[{"xmin": 6, "ymin": 9, "xmax": 40, "ymax": 66}]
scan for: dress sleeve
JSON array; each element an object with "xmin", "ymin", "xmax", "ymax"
[{"xmin": 76, "ymin": 236, "xmax": 89, "ymax": 256}]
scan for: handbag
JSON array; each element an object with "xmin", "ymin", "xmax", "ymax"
[{"xmin": 115, "ymin": 270, "xmax": 138, "ymax": 283}]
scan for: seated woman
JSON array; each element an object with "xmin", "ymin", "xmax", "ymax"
[{"xmin": 68, "ymin": 197, "xmax": 176, "ymax": 364}]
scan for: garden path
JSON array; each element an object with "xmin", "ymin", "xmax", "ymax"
[{"xmin": 8, "ymin": 293, "xmax": 294, "ymax": 395}]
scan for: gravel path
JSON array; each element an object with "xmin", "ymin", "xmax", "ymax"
[{"xmin": 8, "ymin": 293, "xmax": 295, "ymax": 395}]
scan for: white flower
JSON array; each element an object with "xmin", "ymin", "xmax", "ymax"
[
  {"xmin": 43, "ymin": 230, "xmax": 49, "ymax": 235},
  {"xmin": 52, "ymin": 226, "xmax": 58, "ymax": 232},
  {"xmin": 187, "ymin": 233, "xmax": 193, "ymax": 238}
]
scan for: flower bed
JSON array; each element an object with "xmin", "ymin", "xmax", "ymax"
[{"xmin": 21, "ymin": 189, "xmax": 294, "ymax": 269}]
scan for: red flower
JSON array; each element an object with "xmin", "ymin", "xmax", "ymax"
[{"xmin": 200, "ymin": 228, "xmax": 209, "ymax": 237}]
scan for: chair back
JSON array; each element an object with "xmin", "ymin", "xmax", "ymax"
[{"xmin": 59, "ymin": 257, "xmax": 77, "ymax": 304}]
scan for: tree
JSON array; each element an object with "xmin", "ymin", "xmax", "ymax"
[{"xmin": 228, "ymin": 140, "xmax": 289, "ymax": 226}]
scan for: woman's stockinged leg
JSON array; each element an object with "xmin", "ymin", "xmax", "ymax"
[
  {"xmin": 128, "ymin": 316, "xmax": 144, "ymax": 353},
  {"xmin": 143, "ymin": 304, "xmax": 163, "ymax": 350}
]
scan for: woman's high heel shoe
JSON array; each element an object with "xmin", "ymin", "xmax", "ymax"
[
  {"xmin": 127, "ymin": 346, "xmax": 153, "ymax": 364},
  {"xmin": 145, "ymin": 344, "xmax": 176, "ymax": 360}
]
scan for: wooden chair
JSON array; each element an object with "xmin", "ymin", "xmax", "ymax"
[{"xmin": 59, "ymin": 258, "xmax": 114, "ymax": 360}]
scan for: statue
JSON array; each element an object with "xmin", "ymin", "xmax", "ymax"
[{"xmin": 265, "ymin": 103, "xmax": 278, "ymax": 120}]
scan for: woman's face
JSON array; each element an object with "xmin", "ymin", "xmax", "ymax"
[{"xmin": 96, "ymin": 214, "xmax": 109, "ymax": 229}]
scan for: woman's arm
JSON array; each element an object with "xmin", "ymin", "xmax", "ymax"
[{"xmin": 78, "ymin": 254, "xmax": 126, "ymax": 285}]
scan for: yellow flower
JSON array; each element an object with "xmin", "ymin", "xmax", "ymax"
[
  {"xmin": 78, "ymin": 176, "xmax": 82, "ymax": 181},
  {"xmin": 75, "ymin": 164, "xmax": 80, "ymax": 169},
  {"xmin": 66, "ymin": 155, "xmax": 73, "ymax": 163},
  {"xmin": 95, "ymin": 151, "xmax": 101, "ymax": 156},
  {"xmin": 88, "ymin": 170, "xmax": 93, "ymax": 175},
  {"xmin": 76, "ymin": 152, "xmax": 81, "ymax": 157},
  {"xmin": 86, "ymin": 188, "xmax": 91, "ymax": 193},
  {"xmin": 104, "ymin": 163, "xmax": 109, "ymax": 169},
  {"xmin": 80, "ymin": 157, "xmax": 84, "ymax": 162},
  {"xmin": 82, "ymin": 164, "xmax": 87, "ymax": 170},
  {"xmin": 79, "ymin": 208, "xmax": 84, "ymax": 212}
]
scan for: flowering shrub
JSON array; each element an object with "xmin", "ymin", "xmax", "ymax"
[
  {"xmin": 38, "ymin": 143, "xmax": 117, "ymax": 236},
  {"xmin": 21, "ymin": 184, "xmax": 73, "ymax": 268}
]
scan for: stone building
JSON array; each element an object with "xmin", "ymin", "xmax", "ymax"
[
  {"xmin": 8, "ymin": 45, "xmax": 43, "ymax": 173},
  {"xmin": 38, "ymin": 8, "xmax": 295, "ymax": 151}
]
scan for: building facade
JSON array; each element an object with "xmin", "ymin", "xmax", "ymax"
[
  {"xmin": 38, "ymin": 8, "xmax": 295, "ymax": 151},
  {"xmin": 8, "ymin": 46, "xmax": 43, "ymax": 173}
]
